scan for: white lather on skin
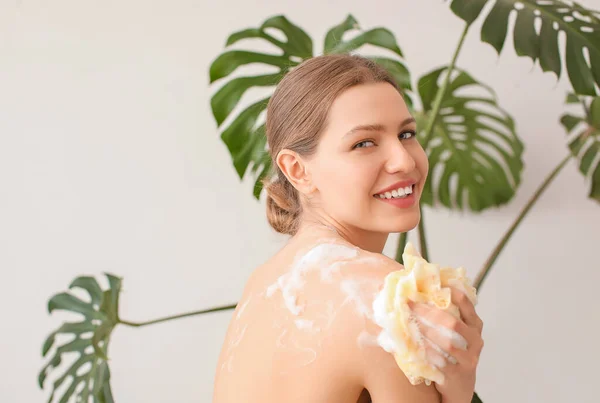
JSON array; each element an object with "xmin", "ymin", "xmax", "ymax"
[
  {"xmin": 231, "ymin": 240, "xmax": 474, "ymax": 381},
  {"xmin": 262, "ymin": 241, "xmax": 385, "ymax": 373},
  {"xmin": 265, "ymin": 241, "xmax": 380, "ymax": 329}
]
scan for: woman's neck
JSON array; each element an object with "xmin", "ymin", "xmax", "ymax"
[{"xmin": 293, "ymin": 217, "xmax": 389, "ymax": 254}]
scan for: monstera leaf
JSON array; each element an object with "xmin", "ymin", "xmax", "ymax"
[
  {"xmin": 416, "ymin": 67, "xmax": 525, "ymax": 211},
  {"xmin": 448, "ymin": 0, "xmax": 600, "ymax": 95},
  {"xmin": 39, "ymin": 273, "xmax": 122, "ymax": 403},
  {"xmin": 560, "ymin": 94, "xmax": 600, "ymax": 201},
  {"xmin": 209, "ymin": 15, "xmax": 306, "ymax": 199},
  {"xmin": 323, "ymin": 15, "xmax": 413, "ymax": 107},
  {"xmin": 209, "ymin": 14, "xmax": 411, "ymax": 199}
]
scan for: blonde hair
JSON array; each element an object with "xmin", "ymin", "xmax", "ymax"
[{"xmin": 263, "ymin": 54, "xmax": 400, "ymax": 235}]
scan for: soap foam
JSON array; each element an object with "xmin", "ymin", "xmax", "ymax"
[
  {"xmin": 236, "ymin": 296, "xmax": 251, "ymax": 319},
  {"xmin": 295, "ymin": 319, "xmax": 318, "ymax": 332},
  {"xmin": 357, "ymin": 331, "xmax": 380, "ymax": 348},
  {"xmin": 416, "ymin": 314, "xmax": 468, "ymax": 351},
  {"xmin": 265, "ymin": 242, "xmax": 360, "ymax": 317},
  {"xmin": 340, "ymin": 278, "xmax": 381, "ymax": 320}
]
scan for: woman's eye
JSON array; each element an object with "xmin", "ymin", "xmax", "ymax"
[
  {"xmin": 353, "ymin": 140, "xmax": 375, "ymax": 149},
  {"xmin": 399, "ymin": 130, "xmax": 416, "ymax": 140}
]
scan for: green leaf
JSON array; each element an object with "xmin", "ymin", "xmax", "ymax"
[
  {"xmin": 39, "ymin": 273, "xmax": 121, "ymax": 403},
  {"xmin": 591, "ymin": 95, "xmax": 600, "ymax": 127},
  {"xmin": 48, "ymin": 293, "xmax": 103, "ymax": 320},
  {"xmin": 250, "ymin": 141, "xmax": 272, "ymax": 200},
  {"xmin": 560, "ymin": 96, "xmax": 600, "ymax": 202},
  {"xmin": 210, "ymin": 51, "xmax": 297, "ymax": 83},
  {"xmin": 211, "ymin": 74, "xmax": 279, "ymax": 127},
  {"xmin": 92, "ymin": 322, "xmax": 112, "ymax": 360},
  {"xmin": 261, "ymin": 15, "xmax": 313, "ymax": 58},
  {"xmin": 566, "ymin": 92, "xmax": 581, "ymax": 104},
  {"xmin": 225, "ymin": 28, "xmax": 262, "ymax": 46},
  {"xmin": 105, "ymin": 273, "xmax": 122, "ymax": 323},
  {"xmin": 324, "ymin": 14, "xmax": 360, "ymax": 53},
  {"xmin": 416, "ymin": 67, "xmax": 525, "ymax": 211},
  {"xmin": 322, "ymin": 14, "xmax": 412, "ymax": 106},
  {"xmin": 94, "ymin": 362, "xmax": 114, "ymax": 403},
  {"xmin": 327, "ymin": 27, "xmax": 403, "ymax": 57},
  {"xmin": 220, "ymin": 98, "xmax": 269, "ymax": 178},
  {"xmin": 449, "ymin": 0, "xmax": 488, "ymax": 25},
  {"xmin": 234, "ymin": 124, "xmax": 269, "ymax": 182},
  {"xmin": 560, "ymin": 113, "xmax": 584, "ymax": 132},
  {"xmin": 368, "ymin": 57, "xmax": 412, "ymax": 91},
  {"xmin": 225, "ymin": 28, "xmax": 281, "ymax": 49},
  {"xmin": 449, "ymin": 0, "xmax": 600, "ymax": 95},
  {"xmin": 69, "ymin": 276, "xmax": 103, "ymax": 306},
  {"xmin": 209, "ymin": 15, "xmax": 316, "ymax": 198},
  {"xmin": 42, "ymin": 321, "xmax": 95, "ymax": 357}
]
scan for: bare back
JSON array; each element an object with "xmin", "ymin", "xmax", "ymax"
[{"xmin": 212, "ymin": 234, "xmax": 441, "ymax": 403}]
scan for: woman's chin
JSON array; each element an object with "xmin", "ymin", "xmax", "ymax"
[{"xmin": 383, "ymin": 210, "xmax": 421, "ymax": 233}]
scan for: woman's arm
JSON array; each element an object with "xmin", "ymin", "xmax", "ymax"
[{"xmin": 331, "ymin": 258, "xmax": 443, "ymax": 403}]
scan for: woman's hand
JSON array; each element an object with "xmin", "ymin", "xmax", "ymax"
[{"xmin": 408, "ymin": 287, "xmax": 484, "ymax": 403}]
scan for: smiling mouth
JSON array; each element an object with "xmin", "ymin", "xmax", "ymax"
[{"xmin": 374, "ymin": 184, "xmax": 415, "ymax": 200}]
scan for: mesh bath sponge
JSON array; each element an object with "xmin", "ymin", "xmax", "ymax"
[{"xmin": 372, "ymin": 242, "xmax": 478, "ymax": 386}]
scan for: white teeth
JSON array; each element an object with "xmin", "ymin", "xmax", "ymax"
[{"xmin": 376, "ymin": 185, "xmax": 415, "ymax": 199}]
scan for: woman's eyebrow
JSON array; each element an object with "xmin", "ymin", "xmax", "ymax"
[
  {"xmin": 344, "ymin": 117, "xmax": 416, "ymax": 138},
  {"xmin": 344, "ymin": 123, "xmax": 386, "ymax": 138}
]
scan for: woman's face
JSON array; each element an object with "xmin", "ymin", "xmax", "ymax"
[{"xmin": 306, "ymin": 82, "xmax": 429, "ymax": 236}]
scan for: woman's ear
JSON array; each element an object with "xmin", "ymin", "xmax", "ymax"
[{"xmin": 276, "ymin": 149, "xmax": 315, "ymax": 195}]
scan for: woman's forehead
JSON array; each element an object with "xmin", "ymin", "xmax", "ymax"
[{"xmin": 323, "ymin": 83, "xmax": 412, "ymax": 137}]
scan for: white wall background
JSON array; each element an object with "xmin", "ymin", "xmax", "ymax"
[{"xmin": 2, "ymin": 0, "xmax": 599, "ymax": 402}]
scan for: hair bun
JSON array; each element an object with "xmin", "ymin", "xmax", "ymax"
[{"xmin": 264, "ymin": 177, "xmax": 301, "ymax": 235}]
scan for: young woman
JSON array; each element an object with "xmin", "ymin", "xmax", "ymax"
[{"xmin": 213, "ymin": 54, "xmax": 484, "ymax": 403}]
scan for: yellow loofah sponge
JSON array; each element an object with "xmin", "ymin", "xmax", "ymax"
[{"xmin": 372, "ymin": 242, "xmax": 478, "ymax": 386}]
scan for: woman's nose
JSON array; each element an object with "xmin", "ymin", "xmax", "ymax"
[{"xmin": 384, "ymin": 142, "xmax": 416, "ymax": 174}]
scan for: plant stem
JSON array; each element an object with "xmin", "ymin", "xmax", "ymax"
[
  {"xmin": 395, "ymin": 232, "xmax": 408, "ymax": 263},
  {"xmin": 474, "ymin": 154, "xmax": 572, "ymax": 289},
  {"xmin": 582, "ymin": 97, "xmax": 591, "ymax": 121},
  {"xmin": 418, "ymin": 208, "xmax": 430, "ymax": 261},
  {"xmin": 415, "ymin": 23, "xmax": 470, "ymax": 260},
  {"xmin": 119, "ymin": 303, "xmax": 238, "ymax": 328},
  {"xmin": 420, "ymin": 23, "xmax": 470, "ymax": 150}
]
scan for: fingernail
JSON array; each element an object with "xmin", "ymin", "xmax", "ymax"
[
  {"xmin": 427, "ymin": 353, "xmax": 447, "ymax": 369},
  {"xmin": 439, "ymin": 327, "xmax": 468, "ymax": 351},
  {"xmin": 450, "ymin": 333, "xmax": 468, "ymax": 351},
  {"xmin": 448, "ymin": 355, "xmax": 457, "ymax": 365}
]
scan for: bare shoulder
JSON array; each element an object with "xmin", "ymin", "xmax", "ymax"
[
  {"xmin": 214, "ymin": 240, "xmax": 440, "ymax": 402},
  {"xmin": 325, "ymin": 248, "xmax": 442, "ymax": 403}
]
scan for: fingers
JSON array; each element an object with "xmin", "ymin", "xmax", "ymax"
[
  {"xmin": 408, "ymin": 289, "xmax": 486, "ymax": 373},
  {"xmin": 419, "ymin": 318, "xmax": 482, "ymax": 372},
  {"xmin": 450, "ymin": 287, "xmax": 483, "ymax": 333},
  {"xmin": 422, "ymin": 339, "xmax": 449, "ymax": 386},
  {"xmin": 423, "ymin": 337, "xmax": 454, "ymax": 370},
  {"xmin": 411, "ymin": 302, "xmax": 470, "ymax": 353},
  {"xmin": 423, "ymin": 336, "xmax": 456, "ymax": 366},
  {"xmin": 410, "ymin": 301, "xmax": 484, "ymax": 371}
]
